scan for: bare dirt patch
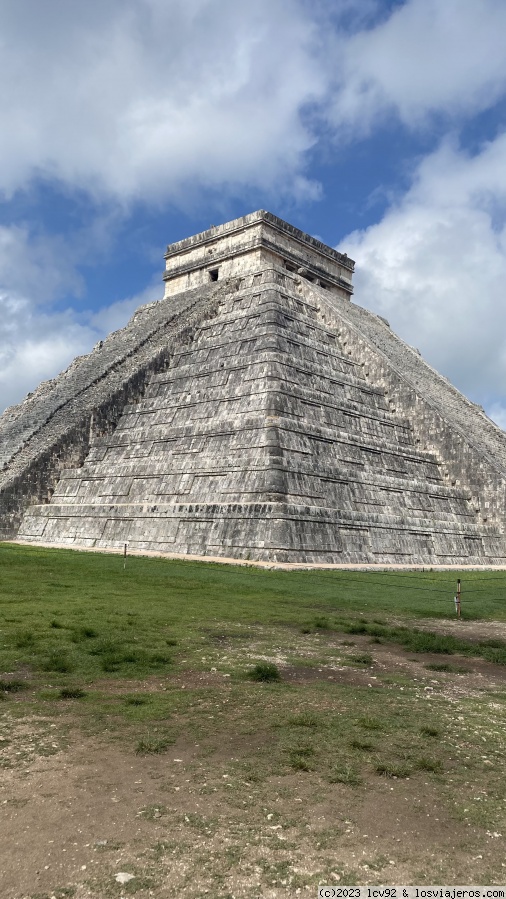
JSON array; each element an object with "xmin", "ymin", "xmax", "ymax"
[
  {"xmin": 3, "ymin": 630, "xmax": 506, "ymax": 899},
  {"xmin": 3, "ymin": 713, "xmax": 505, "ymax": 899}
]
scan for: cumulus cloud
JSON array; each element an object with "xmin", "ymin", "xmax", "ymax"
[
  {"xmin": 0, "ymin": 0, "xmax": 326, "ymax": 203},
  {"xmin": 0, "ymin": 295, "xmax": 98, "ymax": 413},
  {"xmin": 0, "ymin": 224, "xmax": 91, "ymax": 411},
  {"xmin": 89, "ymin": 280, "xmax": 163, "ymax": 334},
  {"xmin": 0, "ymin": 218, "xmax": 162, "ymax": 413},
  {"xmin": 0, "ymin": 266, "xmax": 164, "ymax": 414},
  {"xmin": 341, "ymin": 135, "xmax": 506, "ymax": 426},
  {"xmin": 0, "ymin": 0, "xmax": 336, "ymax": 413},
  {"xmin": 330, "ymin": 0, "xmax": 506, "ymax": 133},
  {"xmin": 1, "ymin": 0, "xmax": 505, "ymax": 204},
  {"xmin": 0, "ymin": 224, "xmax": 83, "ymax": 304},
  {"xmin": 2, "ymin": 0, "xmax": 506, "ymax": 425}
]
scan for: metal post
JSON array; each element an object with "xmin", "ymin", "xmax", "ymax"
[
  {"xmin": 124, "ymin": 542, "xmax": 127, "ymax": 570},
  {"xmin": 456, "ymin": 578, "xmax": 461, "ymax": 619}
]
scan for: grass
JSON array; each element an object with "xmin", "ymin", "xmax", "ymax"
[
  {"xmin": 124, "ymin": 694, "xmax": 151, "ymax": 706},
  {"xmin": 59, "ymin": 687, "xmax": 87, "ymax": 699},
  {"xmin": 425, "ymin": 662, "xmax": 470, "ymax": 673},
  {"xmin": 0, "ymin": 678, "xmax": 28, "ymax": 693},
  {"xmin": 420, "ymin": 725, "xmax": 441, "ymax": 737},
  {"xmin": 312, "ymin": 616, "xmax": 331, "ymax": 630},
  {"xmin": 1, "ymin": 543, "xmax": 505, "ymax": 634},
  {"xmin": 350, "ymin": 738, "xmax": 375, "ymax": 751},
  {"xmin": 42, "ymin": 648, "xmax": 75, "ymax": 673},
  {"xmin": 416, "ymin": 756, "xmax": 443, "ymax": 773},
  {"xmin": 340, "ymin": 620, "xmax": 506, "ymax": 665},
  {"xmin": 375, "ymin": 761, "xmax": 412, "ymax": 779},
  {"xmin": 2, "ymin": 542, "xmax": 506, "ymax": 875},
  {"xmin": 288, "ymin": 711, "xmax": 320, "ymax": 728},
  {"xmin": 344, "ymin": 652, "xmax": 373, "ymax": 667},
  {"xmin": 135, "ymin": 734, "xmax": 175, "ymax": 755},
  {"xmin": 357, "ymin": 716, "xmax": 384, "ymax": 730},
  {"xmin": 247, "ymin": 662, "xmax": 281, "ymax": 682},
  {"xmin": 71, "ymin": 626, "xmax": 99, "ymax": 641},
  {"xmin": 14, "ymin": 629, "xmax": 37, "ymax": 648},
  {"xmin": 329, "ymin": 763, "xmax": 362, "ymax": 786},
  {"xmin": 287, "ymin": 745, "xmax": 315, "ymax": 771}
]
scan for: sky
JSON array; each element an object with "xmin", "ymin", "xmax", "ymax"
[{"xmin": 1, "ymin": 0, "xmax": 506, "ymax": 429}]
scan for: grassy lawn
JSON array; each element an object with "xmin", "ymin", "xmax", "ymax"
[
  {"xmin": 1, "ymin": 543, "xmax": 506, "ymax": 896},
  {"xmin": 1, "ymin": 542, "xmax": 505, "ymax": 683}
]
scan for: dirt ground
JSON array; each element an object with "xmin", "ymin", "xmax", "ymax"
[{"xmin": 2, "ymin": 618, "xmax": 506, "ymax": 898}]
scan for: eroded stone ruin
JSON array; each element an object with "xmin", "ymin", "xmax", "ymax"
[{"xmin": 1, "ymin": 210, "xmax": 506, "ymax": 564}]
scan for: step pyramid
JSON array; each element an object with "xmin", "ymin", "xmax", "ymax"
[{"xmin": 3, "ymin": 211, "xmax": 506, "ymax": 563}]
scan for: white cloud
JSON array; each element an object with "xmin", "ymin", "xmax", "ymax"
[
  {"xmin": 0, "ymin": 0, "xmax": 326, "ymax": 203},
  {"xmin": 0, "ymin": 223, "xmax": 93, "ymax": 410},
  {"xmin": 89, "ymin": 280, "xmax": 163, "ymax": 334},
  {"xmin": 3, "ymin": 0, "xmax": 506, "ymax": 421},
  {"xmin": 330, "ymin": 0, "xmax": 506, "ymax": 133},
  {"xmin": 0, "ymin": 220, "xmax": 163, "ymax": 413},
  {"xmin": 0, "ymin": 293, "xmax": 98, "ymax": 413},
  {"xmin": 0, "ymin": 274, "xmax": 167, "ymax": 415},
  {"xmin": 1, "ymin": 0, "xmax": 506, "ymax": 206},
  {"xmin": 341, "ymin": 134, "xmax": 506, "ymax": 416},
  {"xmin": 0, "ymin": 0, "xmax": 335, "ymax": 415},
  {"xmin": 0, "ymin": 224, "xmax": 83, "ymax": 304}
]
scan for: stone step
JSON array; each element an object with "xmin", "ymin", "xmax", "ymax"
[
  {"xmin": 56, "ymin": 457, "xmax": 473, "ymax": 501},
  {"xmin": 120, "ymin": 391, "xmax": 407, "ymax": 433},
  {"xmin": 20, "ymin": 498, "xmax": 497, "ymax": 531},
  {"xmin": 84, "ymin": 413, "xmax": 441, "ymax": 467}
]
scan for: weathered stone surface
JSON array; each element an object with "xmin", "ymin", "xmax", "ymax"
[
  {"xmin": 163, "ymin": 210, "xmax": 354, "ymax": 299},
  {"xmin": 0, "ymin": 282, "xmax": 224, "ymax": 539},
  {"xmin": 3, "ymin": 211, "xmax": 506, "ymax": 563}
]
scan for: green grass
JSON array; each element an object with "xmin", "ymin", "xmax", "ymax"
[
  {"xmin": 286, "ymin": 744, "xmax": 316, "ymax": 771},
  {"xmin": 425, "ymin": 662, "xmax": 470, "ymax": 673},
  {"xmin": 375, "ymin": 761, "xmax": 412, "ymax": 779},
  {"xmin": 0, "ymin": 678, "xmax": 28, "ymax": 693},
  {"xmin": 416, "ymin": 756, "xmax": 443, "ymax": 773},
  {"xmin": 350, "ymin": 738, "xmax": 375, "ymax": 751},
  {"xmin": 1, "ymin": 542, "xmax": 503, "ymax": 681},
  {"xmin": 344, "ymin": 652, "xmax": 374, "ymax": 667},
  {"xmin": 340, "ymin": 620, "xmax": 506, "ymax": 664},
  {"xmin": 135, "ymin": 734, "xmax": 174, "ymax": 755},
  {"xmin": 1, "ymin": 545, "xmax": 504, "ymax": 626},
  {"xmin": 328, "ymin": 763, "xmax": 362, "ymax": 786},
  {"xmin": 288, "ymin": 711, "xmax": 320, "ymax": 728},
  {"xmin": 247, "ymin": 662, "xmax": 281, "ymax": 682},
  {"xmin": 1, "ymin": 545, "xmax": 505, "ymax": 787},
  {"xmin": 420, "ymin": 725, "xmax": 441, "ymax": 737},
  {"xmin": 2, "ymin": 544, "xmax": 506, "ymax": 886},
  {"xmin": 59, "ymin": 687, "xmax": 87, "ymax": 699},
  {"xmin": 357, "ymin": 716, "xmax": 385, "ymax": 731},
  {"xmin": 124, "ymin": 694, "xmax": 151, "ymax": 706},
  {"xmin": 42, "ymin": 648, "xmax": 76, "ymax": 673}
]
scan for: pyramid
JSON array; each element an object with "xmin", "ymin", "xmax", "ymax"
[{"xmin": 2, "ymin": 211, "xmax": 506, "ymax": 564}]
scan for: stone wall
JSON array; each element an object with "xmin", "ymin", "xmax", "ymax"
[
  {"xmin": 163, "ymin": 211, "xmax": 354, "ymax": 299},
  {"xmin": 311, "ymin": 280, "xmax": 506, "ymax": 531}
]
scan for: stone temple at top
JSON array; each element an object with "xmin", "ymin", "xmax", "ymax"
[{"xmin": 1, "ymin": 210, "xmax": 506, "ymax": 564}]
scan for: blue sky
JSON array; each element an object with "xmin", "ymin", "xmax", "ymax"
[{"xmin": 1, "ymin": 0, "xmax": 506, "ymax": 429}]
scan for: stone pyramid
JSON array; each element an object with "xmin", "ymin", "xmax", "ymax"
[{"xmin": 2, "ymin": 211, "xmax": 506, "ymax": 564}]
